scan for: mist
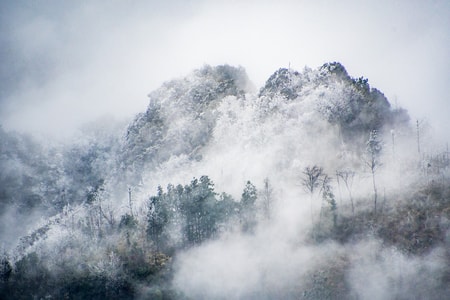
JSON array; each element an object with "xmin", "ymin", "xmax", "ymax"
[
  {"xmin": 1, "ymin": 1, "xmax": 450, "ymax": 299},
  {"xmin": 146, "ymin": 65, "xmax": 447, "ymax": 299}
]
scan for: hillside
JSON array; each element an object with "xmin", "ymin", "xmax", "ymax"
[{"xmin": 0, "ymin": 63, "xmax": 449, "ymax": 299}]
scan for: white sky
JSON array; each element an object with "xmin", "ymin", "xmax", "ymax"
[{"xmin": 0, "ymin": 0, "xmax": 449, "ymax": 141}]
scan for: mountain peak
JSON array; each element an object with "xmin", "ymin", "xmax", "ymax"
[
  {"xmin": 319, "ymin": 61, "xmax": 349, "ymax": 77},
  {"xmin": 258, "ymin": 67, "xmax": 301, "ymax": 100},
  {"xmin": 148, "ymin": 64, "xmax": 252, "ymax": 108}
]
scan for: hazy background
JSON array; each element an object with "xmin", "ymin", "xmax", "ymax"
[{"xmin": 0, "ymin": 0, "xmax": 449, "ymax": 140}]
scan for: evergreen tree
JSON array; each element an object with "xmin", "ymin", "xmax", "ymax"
[
  {"xmin": 197, "ymin": 176, "xmax": 218, "ymax": 242},
  {"xmin": 240, "ymin": 181, "xmax": 257, "ymax": 233},
  {"xmin": 181, "ymin": 176, "xmax": 218, "ymax": 246},
  {"xmin": 147, "ymin": 186, "xmax": 170, "ymax": 252},
  {"xmin": 0, "ymin": 252, "xmax": 12, "ymax": 283},
  {"xmin": 215, "ymin": 192, "xmax": 239, "ymax": 231}
]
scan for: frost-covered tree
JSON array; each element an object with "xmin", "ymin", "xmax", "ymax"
[
  {"xmin": 320, "ymin": 175, "xmax": 337, "ymax": 228},
  {"xmin": 365, "ymin": 130, "xmax": 382, "ymax": 215},
  {"xmin": 261, "ymin": 177, "xmax": 274, "ymax": 220}
]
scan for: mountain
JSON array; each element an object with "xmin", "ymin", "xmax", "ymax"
[
  {"xmin": 259, "ymin": 62, "xmax": 409, "ymax": 142},
  {"xmin": 120, "ymin": 65, "xmax": 251, "ymax": 185},
  {"xmin": 116, "ymin": 62, "xmax": 410, "ymax": 192},
  {"xmin": 0, "ymin": 63, "xmax": 448, "ymax": 299}
]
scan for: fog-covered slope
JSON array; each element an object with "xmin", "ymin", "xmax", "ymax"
[
  {"xmin": 117, "ymin": 62, "xmax": 411, "ymax": 196},
  {"xmin": 1, "ymin": 63, "xmax": 448, "ymax": 299}
]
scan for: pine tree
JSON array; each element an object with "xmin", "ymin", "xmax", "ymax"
[
  {"xmin": 181, "ymin": 176, "xmax": 218, "ymax": 245},
  {"xmin": 147, "ymin": 186, "xmax": 169, "ymax": 252}
]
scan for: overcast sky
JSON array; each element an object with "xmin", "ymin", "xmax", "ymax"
[{"xmin": 0, "ymin": 0, "xmax": 449, "ymax": 141}]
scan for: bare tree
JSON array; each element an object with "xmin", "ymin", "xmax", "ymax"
[
  {"xmin": 336, "ymin": 169, "xmax": 355, "ymax": 216},
  {"xmin": 302, "ymin": 166, "xmax": 324, "ymax": 194},
  {"xmin": 302, "ymin": 165, "xmax": 324, "ymax": 224}
]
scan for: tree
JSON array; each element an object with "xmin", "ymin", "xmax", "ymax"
[
  {"xmin": 302, "ymin": 166, "xmax": 324, "ymax": 224},
  {"xmin": 196, "ymin": 176, "xmax": 218, "ymax": 242},
  {"xmin": 128, "ymin": 187, "xmax": 134, "ymax": 217},
  {"xmin": 240, "ymin": 181, "xmax": 257, "ymax": 233},
  {"xmin": 85, "ymin": 179, "xmax": 115, "ymax": 237},
  {"xmin": 336, "ymin": 169, "xmax": 355, "ymax": 216},
  {"xmin": 181, "ymin": 176, "xmax": 218, "ymax": 246},
  {"xmin": 119, "ymin": 213, "xmax": 138, "ymax": 229},
  {"xmin": 241, "ymin": 181, "xmax": 257, "ymax": 207},
  {"xmin": 0, "ymin": 252, "xmax": 12, "ymax": 283},
  {"xmin": 302, "ymin": 166, "xmax": 323, "ymax": 194},
  {"xmin": 320, "ymin": 175, "xmax": 337, "ymax": 229},
  {"xmin": 215, "ymin": 192, "xmax": 239, "ymax": 232},
  {"xmin": 261, "ymin": 177, "xmax": 274, "ymax": 220},
  {"xmin": 365, "ymin": 130, "xmax": 382, "ymax": 215},
  {"xmin": 147, "ymin": 186, "xmax": 170, "ymax": 252}
]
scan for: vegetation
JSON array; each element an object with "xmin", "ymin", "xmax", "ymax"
[{"xmin": 1, "ymin": 63, "xmax": 449, "ymax": 299}]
